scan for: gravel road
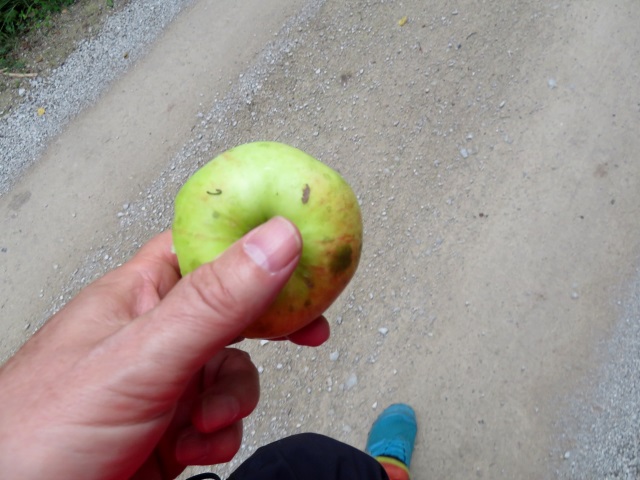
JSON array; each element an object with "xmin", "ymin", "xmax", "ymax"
[{"xmin": 1, "ymin": 1, "xmax": 639, "ymax": 478}]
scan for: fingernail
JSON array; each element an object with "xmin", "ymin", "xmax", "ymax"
[{"xmin": 243, "ymin": 217, "xmax": 301, "ymax": 273}]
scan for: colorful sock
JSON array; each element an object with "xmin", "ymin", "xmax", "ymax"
[{"xmin": 377, "ymin": 455, "xmax": 410, "ymax": 480}]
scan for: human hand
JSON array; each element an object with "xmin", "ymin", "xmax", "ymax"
[{"xmin": 0, "ymin": 217, "xmax": 329, "ymax": 479}]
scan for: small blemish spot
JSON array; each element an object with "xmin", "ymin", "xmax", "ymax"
[
  {"xmin": 303, "ymin": 275, "xmax": 315, "ymax": 289},
  {"xmin": 302, "ymin": 184, "xmax": 311, "ymax": 204},
  {"xmin": 330, "ymin": 245, "xmax": 353, "ymax": 275}
]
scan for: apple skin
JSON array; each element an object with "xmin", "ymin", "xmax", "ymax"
[{"xmin": 172, "ymin": 141, "xmax": 363, "ymax": 339}]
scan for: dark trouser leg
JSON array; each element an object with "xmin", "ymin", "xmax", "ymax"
[{"xmin": 228, "ymin": 432, "xmax": 390, "ymax": 480}]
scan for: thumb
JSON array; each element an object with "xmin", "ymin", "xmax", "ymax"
[{"xmin": 128, "ymin": 216, "xmax": 301, "ymax": 379}]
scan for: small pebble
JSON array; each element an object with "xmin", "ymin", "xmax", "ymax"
[{"xmin": 345, "ymin": 373, "xmax": 358, "ymax": 390}]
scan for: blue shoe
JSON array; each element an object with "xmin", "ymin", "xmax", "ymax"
[{"xmin": 365, "ymin": 403, "xmax": 417, "ymax": 467}]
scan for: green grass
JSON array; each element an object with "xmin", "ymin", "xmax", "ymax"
[{"xmin": 0, "ymin": 0, "xmax": 76, "ymax": 69}]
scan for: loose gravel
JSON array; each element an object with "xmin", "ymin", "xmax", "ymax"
[
  {"xmin": 0, "ymin": 0, "xmax": 194, "ymax": 197},
  {"xmin": 553, "ymin": 267, "xmax": 640, "ymax": 479}
]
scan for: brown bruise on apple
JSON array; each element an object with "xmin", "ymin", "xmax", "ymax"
[
  {"xmin": 241, "ymin": 232, "xmax": 361, "ymax": 339},
  {"xmin": 241, "ymin": 208, "xmax": 362, "ymax": 339},
  {"xmin": 329, "ymin": 244, "xmax": 353, "ymax": 275}
]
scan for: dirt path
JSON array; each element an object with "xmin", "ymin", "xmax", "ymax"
[{"xmin": 2, "ymin": 1, "xmax": 640, "ymax": 478}]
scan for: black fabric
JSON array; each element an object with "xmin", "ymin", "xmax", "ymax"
[{"xmin": 227, "ymin": 433, "xmax": 390, "ymax": 480}]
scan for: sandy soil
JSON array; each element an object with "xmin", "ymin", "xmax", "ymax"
[{"xmin": 1, "ymin": 1, "xmax": 640, "ymax": 479}]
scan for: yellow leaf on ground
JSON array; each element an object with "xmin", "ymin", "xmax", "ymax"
[
  {"xmin": 398, "ymin": 16, "xmax": 408, "ymax": 26},
  {"xmin": 37, "ymin": 107, "xmax": 45, "ymax": 116}
]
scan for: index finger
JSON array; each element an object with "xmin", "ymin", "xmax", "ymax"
[
  {"xmin": 124, "ymin": 229, "xmax": 182, "ymax": 298},
  {"xmin": 276, "ymin": 316, "xmax": 331, "ymax": 346}
]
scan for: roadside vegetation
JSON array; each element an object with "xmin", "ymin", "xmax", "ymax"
[
  {"xmin": 0, "ymin": 0, "xmax": 118, "ymax": 114},
  {"xmin": 1, "ymin": 0, "xmax": 77, "ymax": 70}
]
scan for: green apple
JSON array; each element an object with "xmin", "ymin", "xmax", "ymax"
[{"xmin": 172, "ymin": 141, "xmax": 363, "ymax": 339}]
